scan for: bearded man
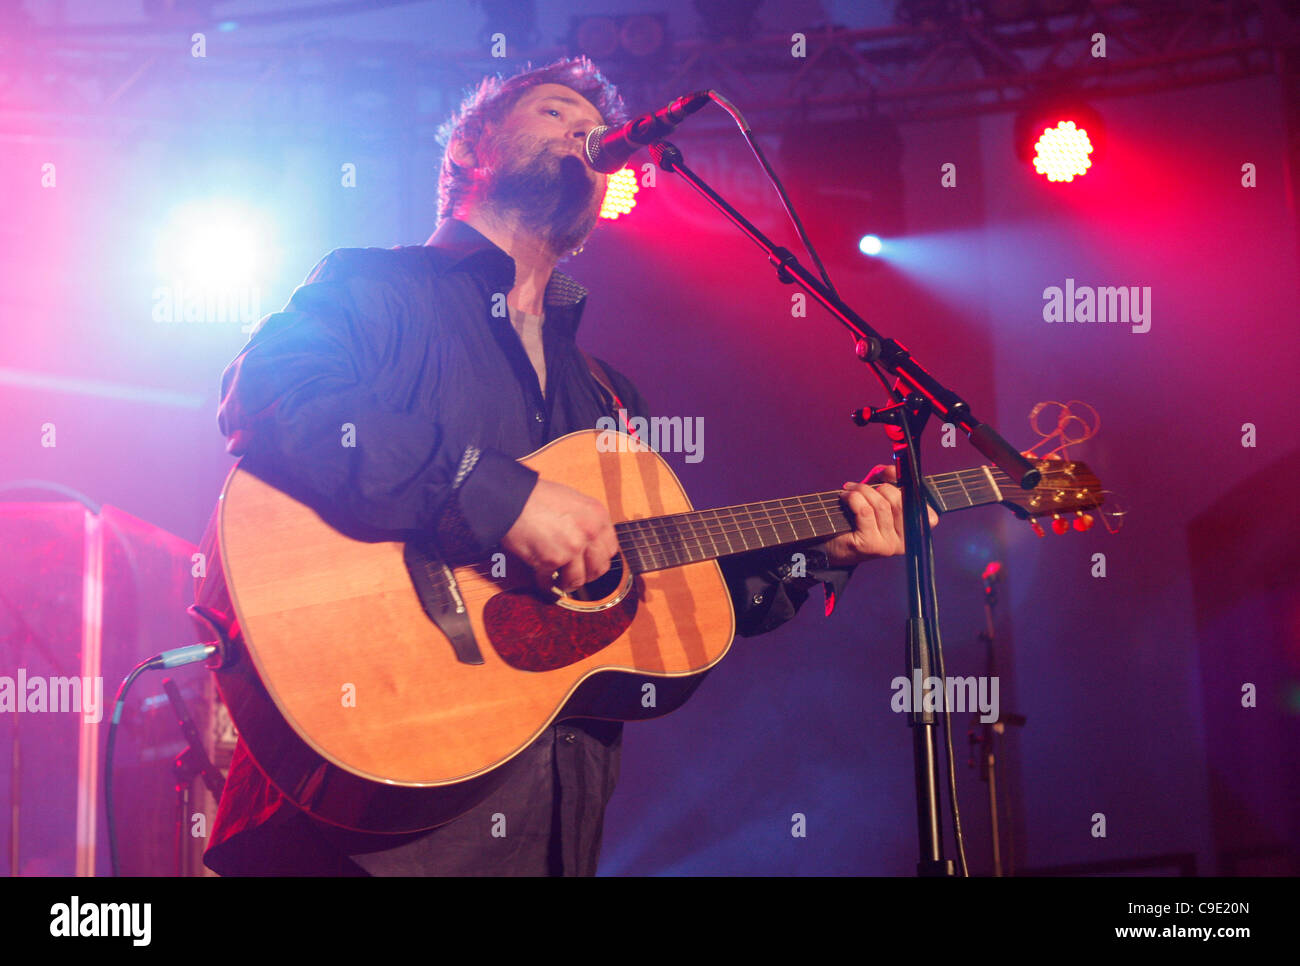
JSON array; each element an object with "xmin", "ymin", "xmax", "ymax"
[{"xmin": 197, "ymin": 57, "xmax": 918, "ymax": 876}]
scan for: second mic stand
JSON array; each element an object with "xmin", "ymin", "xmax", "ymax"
[
  {"xmin": 968, "ymin": 571, "xmax": 1027, "ymax": 876},
  {"xmin": 163, "ymin": 677, "xmax": 225, "ymax": 876}
]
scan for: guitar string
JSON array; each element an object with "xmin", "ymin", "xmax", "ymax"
[
  {"xmin": 608, "ymin": 472, "xmax": 1083, "ymax": 571},
  {"xmin": 451, "ymin": 470, "xmax": 1016, "ymax": 578},
  {"xmin": 614, "ymin": 465, "xmax": 1023, "ymax": 540},
  {"xmin": 612, "ymin": 477, "xmax": 1011, "ymax": 555},
  {"xmin": 454, "ymin": 493, "xmax": 896, "ymax": 578},
  {"xmin": 578, "ymin": 472, "xmax": 1083, "ymax": 574},
  {"xmin": 605, "ymin": 467, "xmax": 1016, "ymax": 537},
  {"xmin": 451, "ymin": 467, "xmax": 1089, "ymax": 578},
  {"xmin": 452, "ymin": 495, "xmax": 853, "ymax": 579},
  {"xmin": 453, "ymin": 495, "xmax": 850, "ymax": 575},
  {"xmin": 617, "ymin": 500, "xmax": 849, "ymax": 557}
]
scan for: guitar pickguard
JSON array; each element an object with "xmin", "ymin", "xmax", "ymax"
[{"xmin": 483, "ymin": 578, "xmax": 641, "ymax": 672}]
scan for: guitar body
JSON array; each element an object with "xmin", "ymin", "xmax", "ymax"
[
  {"xmin": 214, "ymin": 421, "xmax": 1104, "ymax": 835},
  {"xmin": 217, "ymin": 430, "xmax": 736, "ymax": 833}
]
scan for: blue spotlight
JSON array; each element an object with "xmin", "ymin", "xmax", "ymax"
[{"xmin": 858, "ymin": 234, "xmax": 883, "ymax": 256}]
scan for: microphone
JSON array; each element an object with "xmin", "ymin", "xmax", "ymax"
[{"xmin": 584, "ymin": 91, "xmax": 712, "ymax": 173}]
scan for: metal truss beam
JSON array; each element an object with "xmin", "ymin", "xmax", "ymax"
[{"xmin": 1, "ymin": 1, "xmax": 1296, "ymax": 140}]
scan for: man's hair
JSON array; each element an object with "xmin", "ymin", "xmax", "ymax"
[{"xmin": 435, "ymin": 56, "xmax": 629, "ymax": 225}]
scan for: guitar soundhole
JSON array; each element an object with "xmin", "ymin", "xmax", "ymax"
[{"xmin": 565, "ymin": 556, "xmax": 624, "ymax": 603}]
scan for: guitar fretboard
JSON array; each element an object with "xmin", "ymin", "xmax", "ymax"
[{"xmin": 613, "ymin": 466, "xmax": 1012, "ymax": 573}]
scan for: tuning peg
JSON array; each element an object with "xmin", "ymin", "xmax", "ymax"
[
  {"xmin": 1072, "ymin": 512, "xmax": 1095, "ymax": 532},
  {"xmin": 1051, "ymin": 516, "xmax": 1070, "ymax": 535},
  {"xmin": 1029, "ymin": 519, "xmax": 1046, "ymax": 538}
]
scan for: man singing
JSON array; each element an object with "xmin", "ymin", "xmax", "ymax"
[{"xmin": 197, "ymin": 57, "xmax": 924, "ymax": 876}]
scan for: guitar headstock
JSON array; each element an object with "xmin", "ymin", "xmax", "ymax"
[{"xmin": 1002, "ymin": 459, "xmax": 1105, "ymax": 534}]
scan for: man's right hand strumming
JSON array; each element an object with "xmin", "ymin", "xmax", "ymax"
[{"xmin": 501, "ymin": 479, "xmax": 620, "ymax": 592}]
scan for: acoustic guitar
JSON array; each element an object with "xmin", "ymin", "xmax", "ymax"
[{"xmin": 214, "ymin": 428, "xmax": 1103, "ymax": 833}]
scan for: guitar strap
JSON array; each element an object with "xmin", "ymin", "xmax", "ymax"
[{"xmin": 580, "ymin": 349, "xmax": 641, "ymax": 442}]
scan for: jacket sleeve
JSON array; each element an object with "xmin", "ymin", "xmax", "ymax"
[
  {"xmin": 217, "ymin": 250, "xmax": 536, "ymax": 553},
  {"xmin": 717, "ymin": 545, "xmax": 854, "ymax": 638},
  {"xmin": 599, "ymin": 360, "xmax": 854, "ymax": 639}
]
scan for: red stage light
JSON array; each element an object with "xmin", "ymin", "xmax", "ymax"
[
  {"xmin": 1032, "ymin": 120, "xmax": 1095, "ymax": 182},
  {"xmin": 1015, "ymin": 99, "xmax": 1105, "ymax": 184},
  {"xmin": 599, "ymin": 167, "xmax": 638, "ymax": 220}
]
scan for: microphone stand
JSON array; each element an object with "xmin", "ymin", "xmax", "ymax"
[
  {"xmin": 648, "ymin": 140, "xmax": 1039, "ymax": 877},
  {"xmin": 968, "ymin": 569, "xmax": 1026, "ymax": 876},
  {"xmin": 978, "ymin": 572, "xmax": 1004, "ymax": 877}
]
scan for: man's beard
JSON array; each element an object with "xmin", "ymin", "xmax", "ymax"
[{"xmin": 480, "ymin": 131, "xmax": 601, "ymax": 254}]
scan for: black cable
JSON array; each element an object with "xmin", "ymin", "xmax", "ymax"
[
  {"xmin": 708, "ymin": 92, "xmax": 902, "ymax": 403},
  {"xmin": 105, "ymin": 659, "xmax": 152, "ymax": 878},
  {"xmin": 104, "ymin": 615, "xmax": 228, "ymax": 879},
  {"xmin": 708, "ymin": 91, "xmax": 840, "ymax": 299}
]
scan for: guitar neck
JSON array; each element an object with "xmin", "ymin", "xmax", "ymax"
[{"xmin": 614, "ymin": 465, "xmax": 1012, "ymax": 574}]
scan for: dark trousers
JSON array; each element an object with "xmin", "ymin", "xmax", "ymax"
[{"xmin": 206, "ymin": 720, "xmax": 621, "ymax": 877}]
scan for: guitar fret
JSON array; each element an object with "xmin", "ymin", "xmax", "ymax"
[
  {"xmin": 681, "ymin": 511, "xmax": 707, "ymax": 556},
  {"xmin": 697, "ymin": 508, "xmax": 736, "ymax": 554},
  {"xmin": 753, "ymin": 500, "xmax": 780, "ymax": 548},
  {"xmin": 680, "ymin": 513, "xmax": 708, "ymax": 562},
  {"xmin": 716, "ymin": 508, "xmax": 746, "ymax": 554},
  {"xmin": 955, "ymin": 472, "xmax": 974, "ymax": 508},
  {"xmin": 980, "ymin": 465, "xmax": 1003, "ymax": 503},
  {"xmin": 816, "ymin": 495, "xmax": 838, "ymax": 538},
  {"xmin": 925, "ymin": 477, "xmax": 951, "ymax": 514}
]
